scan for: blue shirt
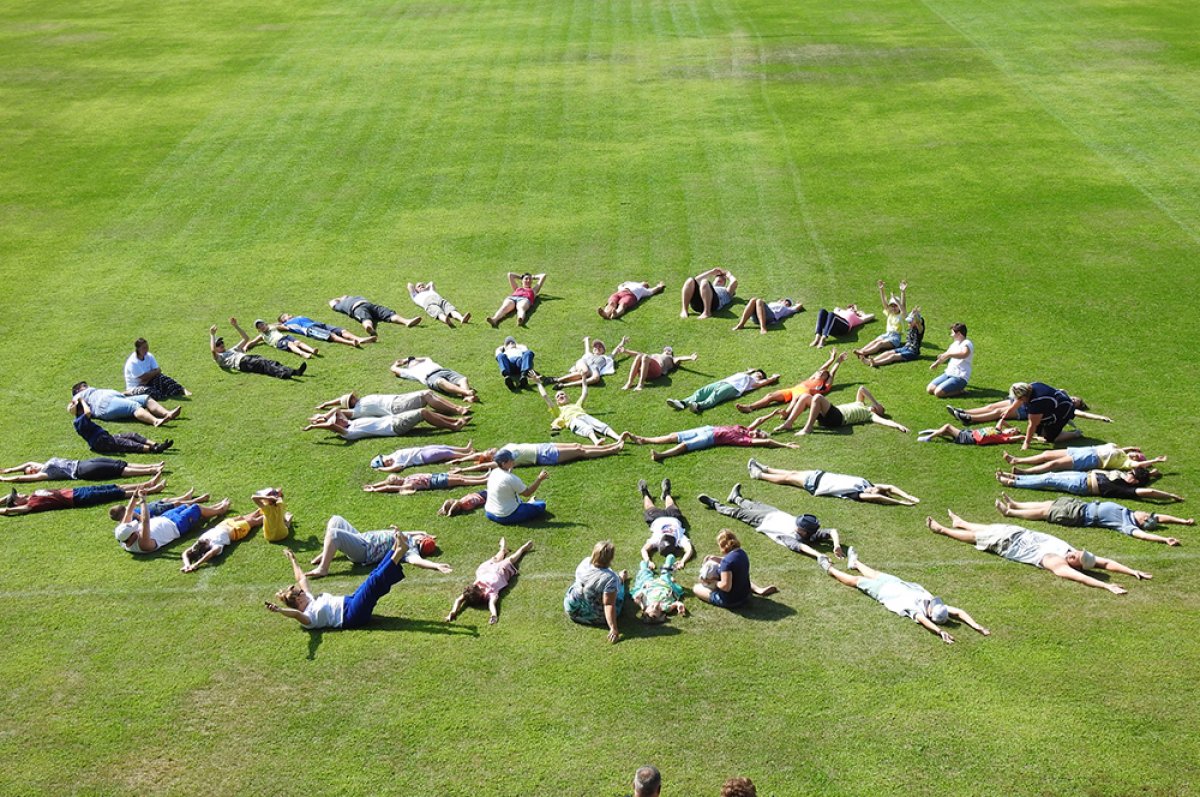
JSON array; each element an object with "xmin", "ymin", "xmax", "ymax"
[
  {"xmin": 719, "ymin": 548, "xmax": 752, "ymax": 604},
  {"xmin": 73, "ymin": 415, "xmax": 108, "ymax": 449}
]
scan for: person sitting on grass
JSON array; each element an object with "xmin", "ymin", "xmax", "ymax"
[
  {"xmin": 486, "ymin": 272, "xmax": 547, "ymax": 328},
  {"xmin": 760, "ymin": 385, "xmax": 908, "ymax": 436},
  {"xmin": 495, "ymin": 335, "xmax": 538, "ymax": 391},
  {"xmin": 853, "ymin": 279, "xmax": 907, "ymax": 358},
  {"xmin": 615, "ymin": 341, "xmax": 698, "ymax": 391},
  {"xmin": 816, "ymin": 545, "xmax": 989, "ymax": 644},
  {"xmin": 408, "ymin": 281, "xmax": 469, "ymax": 327},
  {"xmin": 180, "ymin": 509, "xmax": 264, "ymax": 572},
  {"xmin": 926, "ymin": 323, "xmax": 974, "ymax": 398},
  {"xmin": 536, "ymin": 380, "xmax": 625, "ymax": 444},
  {"xmin": 251, "ymin": 319, "xmax": 319, "ymax": 359},
  {"xmin": 735, "ymin": 350, "xmax": 846, "ymax": 413},
  {"xmin": 370, "ymin": 443, "xmax": 476, "ymax": 473},
  {"xmin": 598, "ymin": 280, "xmax": 665, "ymax": 320},
  {"xmin": 809, "ymin": 303, "xmax": 874, "ymax": 348},
  {"xmin": 631, "ymin": 557, "xmax": 687, "ymax": 624},
  {"xmin": 305, "ymin": 515, "xmax": 450, "ymax": 578},
  {"xmin": 995, "ymin": 493, "xmax": 1192, "ymax": 546},
  {"xmin": 680, "ymin": 267, "xmax": 738, "ymax": 319},
  {"xmin": 637, "ymin": 477, "xmax": 695, "ymax": 569},
  {"xmin": 449, "ymin": 440, "xmax": 625, "ymax": 472},
  {"xmin": 666, "ymin": 369, "xmax": 779, "ymax": 414},
  {"xmin": 1, "ymin": 475, "xmax": 165, "ymax": 517},
  {"xmin": 1, "ymin": 457, "xmax": 162, "ymax": 483},
  {"xmin": 698, "ymin": 486, "xmax": 842, "ymax": 560},
  {"xmin": 731, "ymin": 297, "xmax": 802, "ymax": 334},
  {"xmin": 692, "ymin": 529, "xmax": 778, "ymax": 609},
  {"xmin": 926, "ymin": 510, "xmax": 1151, "ymax": 593},
  {"xmin": 916, "ymin": 423, "xmax": 1023, "ymax": 445},
  {"xmin": 302, "ymin": 406, "xmax": 467, "ymax": 440},
  {"xmin": 746, "ymin": 458, "xmax": 920, "ymax": 506},
  {"xmin": 266, "ymin": 536, "xmax": 408, "ymax": 630},
  {"xmin": 315, "ymin": 390, "xmax": 471, "ymax": 420},
  {"xmin": 251, "ymin": 487, "xmax": 292, "ymax": 542},
  {"xmin": 485, "ymin": 450, "xmax": 548, "ymax": 525},
  {"xmin": 1001, "ymin": 443, "xmax": 1161, "ymax": 474},
  {"xmin": 115, "ymin": 491, "xmax": 232, "ymax": 554},
  {"xmin": 391, "ymin": 356, "xmax": 479, "ymax": 402},
  {"xmin": 995, "ymin": 468, "xmax": 1182, "ymax": 502},
  {"xmin": 278, "ymin": 313, "xmax": 375, "ymax": 347},
  {"xmin": 564, "ymin": 540, "xmax": 629, "ymax": 643},
  {"xmin": 631, "ymin": 422, "xmax": 798, "ymax": 462},
  {"xmin": 329, "ymin": 294, "xmax": 420, "ymax": 334},
  {"xmin": 106, "ymin": 487, "xmax": 210, "ymax": 522},
  {"xmin": 446, "ymin": 538, "xmax": 533, "ymax": 625},
  {"xmin": 72, "ymin": 399, "xmax": 172, "ymax": 454},
  {"xmin": 362, "ymin": 470, "xmax": 489, "ymax": 495},
  {"xmin": 859, "ymin": 308, "xmax": 923, "ymax": 368},
  {"xmin": 123, "ymin": 337, "xmax": 189, "ymax": 399},
  {"xmin": 69, "ymin": 383, "xmax": 180, "ymax": 427},
  {"xmin": 210, "ymin": 319, "xmax": 306, "ymax": 380},
  {"xmin": 552, "ymin": 336, "xmax": 622, "ymax": 388}
]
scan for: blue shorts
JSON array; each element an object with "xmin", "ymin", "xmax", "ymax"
[
  {"xmin": 274, "ymin": 335, "xmax": 299, "ymax": 350},
  {"xmin": 893, "ymin": 346, "xmax": 919, "ymax": 361},
  {"xmin": 677, "ymin": 426, "xmax": 715, "ymax": 452},
  {"xmin": 856, "ymin": 573, "xmax": 901, "ymax": 602},
  {"xmin": 928, "ymin": 373, "xmax": 967, "ymax": 394},
  {"xmin": 535, "ymin": 443, "xmax": 560, "ymax": 466},
  {"xmin": 877, "ymin": 331, "xmax": 902, "ymax": 348},
  {"xmin": 487, "ymin": 500, "xmax": 547, "ymax": 525},
  {"xmin": 1069, "ymin": 448, "xmax": 1101, "ymax": 470},
  {"xmin": 429, "ymin": 472, "xmax": 449, "ymax": 489},
  {"xmin": 708, "ymin": 587, "xmax": 748, "ymax": 609},
  {"xmin": 163, "ymin": 504, "xmax": 203, "ymax": 536},
  {"xmin": 94, "ymin": 393, "xmax": 150, "ymax": 420}
]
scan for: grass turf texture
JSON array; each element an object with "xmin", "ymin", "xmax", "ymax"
[{"xmin": 2, "ymin": 0, "xmax": 1198, "ymax": 794}]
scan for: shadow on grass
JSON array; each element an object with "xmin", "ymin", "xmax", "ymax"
[
  {"xmin": 619, "ymin": 619, "xmax": 684, "ymax": 639},
  {"xmin": 305, "ymin": 617, "xmax": 480, "ymax": 658},
  {"xmin": 961, "ymin": 385, "xmax": 1012, "ymax": 401},
  {"xmin": 730, "ymin": 596, "xmax": 797, "ymax": 622}
]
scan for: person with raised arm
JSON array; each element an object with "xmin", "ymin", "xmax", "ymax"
[
  {"xmin": 486, "ymin": 272, "xmax": 546, "ymax": 328},
  {"xmin": 210, "ymin": 318, "xmax": 306, "ymax": 380}
]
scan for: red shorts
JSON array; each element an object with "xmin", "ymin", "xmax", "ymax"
[
  {"xmin": 608, "ymin": 289, "xmax": 639, "ymax": 312},
  {"xmin": 642, "ymin": 357, "xmax": 665, "ymax": 380}
]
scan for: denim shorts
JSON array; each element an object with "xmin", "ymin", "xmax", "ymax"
[
  {"xmin": 94, "ymin": 393, "xmax": 150, "ymax": 420},
  {"xmin": 677, "ymin": 427, "xmax": 715, "ymax": 451},
  {"xmin": 928, "ymin": 373, "xmax": 967, "ymax": 394},
  {"xmin": 1069, "ymin": 448, "xmax": 1102, "ymax": 470}
]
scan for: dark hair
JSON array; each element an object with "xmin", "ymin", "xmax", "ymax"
[
  {"xmin": 1130, "ymin": 467, "xmax": 1151, "ymax": 486},
  {"xmin": 749, "ymin": 369, "xmax": 767, "ymax": 380},
  {"xmin": 657, "ymin": 535, "xmax": 678, "ymax": 557},
  {"xmin": 633, "ymin": 765, "xmax": 661, "ymax": 796},
  {"xmin": 71, "ymin": 382, "xmax": 88, "ymax": 395},
  {"xmin": 721, "ymin": 777, "xmax": 757, "ymax": 797},
  {"xmin": 951, "ymin": 322, "xmax": 967, "ymax": 336},
  {"xmin": 134, "ymin": 338, "xmax": 148, "ymax": 350},
  {"xmin": 190, "ymin": 539, "xmax": 212, "ymax": 557},
  {"xmin": 521, "ymin": 272, "xmax": 532, "ymax": 280},
  {"xmin": 462, "ymin": 583, "xmax": 487, "ymax": 606},
  {"xmin": 214, "ymin": 337, "xmax": 225, "ymax": 347},
  {"xmin": 1076, "ymin": 398, "xmax": 1089, "ymax": 411}
]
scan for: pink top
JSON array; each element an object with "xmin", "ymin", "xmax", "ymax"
[
  {"xmin": 835, "ymin": 307, "xmax": 866, "ymax": 329},
  {"xmin": 509, "ymin": 286, "xmax": 537, "ymax": 303},
  {"xmin": 402, "ymin": 473, "xmax": 433, "ymax": 491},
  {"xmin": 712, "ymin": 425, "xmax": 754, "ymax": 447},
  {"xmin": 474, "ymin": 559, "xmax": 517, "ymax": 598}
]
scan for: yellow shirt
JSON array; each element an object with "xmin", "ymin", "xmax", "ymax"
[
  {"xmin": 261, "ymin": 498, "xmax": 289, "ymax": 542},
  {"xmin": 551, "ymin": 402, "xmax": 587, "ymax": 431}
]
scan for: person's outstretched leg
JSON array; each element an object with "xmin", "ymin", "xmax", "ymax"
[
  {"xmin": 650, "ymin": 443, "xmax": 688, "ymax": 461},
  {"xmin": 488, "ymin": 298, "xmax": 516, "ymax": 328},
  {"xmin": 926, "ymin": 515, "xmax": 977, "ymax": 543},
  {"xmin": 420, "ymin": 408, "xmax": 466, "ymax": 431},
  {"xmin": 341, "ymin": 534, "xmax": 407, "ymax": 628},
  {"xmin": 422, "ymin": 391, "xmax": 470, "ymax": 416},
  {"xmin": 505, "ymin": 539, "xmax": 534, "ymax": 566},
  {"xmin": 826, "ymin": 565, "xmax": 860, "ymax": 588}
]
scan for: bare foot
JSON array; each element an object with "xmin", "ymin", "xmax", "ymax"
[
  {"xmin": 946, "ymin": 509, "xmax": 965, "ymax": 526},
  {"xmin": 405, "ymin": 318, "xmax": 421, "ymax": 328},
  {"xmin": 925, "ymin": 516, "xmax": 941, "ymax": 533},
  {"xmin": 1002, "ymin": 452, "xmax": 1016, "ymax": 464},
  {"xmin": 757, "ymin": 585, "xmax": 779, "ymax": 597},
  {"xmin": 305, "ymin": 567, "xmax": 329, "ymax": 578},
  {"xmin": 488, "ymin": 615, "xmax": 499, "ymax": 625},
  {"xmin": 650, "ymin": 450, "xmax": 661, "ymax": 462},
  {"xmin": 438, "ymin": 500, "xmax": 453, "ymax": 516},
  {"xmin": 680, "ymin": 311, "xmax": 689, "ymax": 319}
]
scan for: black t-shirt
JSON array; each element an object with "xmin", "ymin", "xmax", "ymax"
[{"xmin": 1094, "ymin": 474, "xmax": 1138, "ymax": 500}]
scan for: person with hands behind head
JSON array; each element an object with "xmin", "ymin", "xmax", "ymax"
[
  {"xmin": 487, "ymin": 272, "xmax": 547, "ymax": 328},
  {"xmin": 210, "ymin": 318, "xmax": 305, "ymax": 380}
]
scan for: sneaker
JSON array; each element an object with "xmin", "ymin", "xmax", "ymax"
[
  {"xmin": 727, "ymin": 483, "xmax": 743, "ymax": 503},
  {"xmin": 747, "ymin": 458, "xmax": 764, "ymax": 479},
  {"xmin": 917, "ymin": 434, "xmax": 933, "ymax": 443},
  {"xmin": 687, "ymin": 402, "xmax": 700, "ymax": 414},
  {"xmin": 945, "ymin": 405, "xmax": 958, "ymax": 419},
  {"xmin": 637, "ymin": 479, "xmax": 651, "ymax": 499},
  {"xmin": 667, "ymin": 399, "xmax": 685, "ymax": 411},
  {"xmin": 817, "ymin": 554, "xmax": 831, "ymax": 572},
  {"xmin": 698, "ymin": 494, "xmax": 717, "ymax": 509},
  {"xmin": 504, "ymin": 376, "xmax": 516, "ymax": 391},
  {"xmin": 295, "ymin": 361, "xmax": 307, "ymax": 376},
  {"xmin": 518, "ymin": 376, "xmax": 529, "ymax": 391},
  {"xmin": 846, "ymin": 546, "xmax": 859, "ymax": 571},
  {"xmin": 660, "ymin": 478, "xmax": 671, "ymax": 500}
]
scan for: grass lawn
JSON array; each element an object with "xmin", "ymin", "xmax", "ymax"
[{"xmin": 1, "ymin": 0, "xmax": 1198, "ymax": 794}]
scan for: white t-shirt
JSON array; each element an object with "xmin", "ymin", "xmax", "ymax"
[
  {"xmin": 199, "ymin": 524, "xmax": 232, "ymax": 548},
  {"xmin": 721, "ymin": 372, "xmax": 755, "ymax": 395},
  {"xmin": 397, "ymin": 358, "xmax": 442, "ymax": 385},
  {"xmin": 756, "ymin": 510, "xmax": 799, "ymax": 537},
  {"xmin": 945, "ymin": 339, "xmax": 974, "ymax": 380},
  {"xmin": 575, "ymin": 353, "xmax": 615, "ymax": 377},
  {"xmin": 411, "ymin": 288, "xmax": 442, "ymax": 309},
  {"xmin": 119, "ymin": 517, "xmax": 181, "ymax": 554},
  {"xmin": 301, "ymin": 593, "xmax": 345, "ymax": 629},
  {"xmin": 124, "ymin": 352, "xmax": 159, "ymax": 390},
  {"xmin": 619, "ymin": 281, "xmax": 653, "ymax": 300},
  {"xmin": 341, "ymin": 417, "xmax": 396, "ymax": 441},
  {"xmin": 353, "ymin": 394, "xmax": 400, "ymax": 418},
  {"xmin": 380, "ymin": 447, "xmax": 428, "ymax": 469},
  {"xmin": 216, "ymin": 349, "xmax": 246, "ymax": 369},
  {"xmin": 485, "ymin": 468, "xmax": 527, "ymax": 517},
  {"xmin": 811, "ymin": 472, "xmax": 872, "ymax": 499},
  {"xmin": 648, "ymin": 516, "xmax": 687, "ymax": 543},
  {"xmin": 496, "ymin": 343, "xmax": 530, "ymax": 358}
]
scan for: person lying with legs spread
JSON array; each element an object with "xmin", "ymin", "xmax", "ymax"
[
  {"xmin": 615, "ymin": 340, "xmax": 698, "ymax": 391},
  {"xmin": 446, "ymin": 538, "xmax": 533, "ymax": 624},
  {"xmin": 746, "ymin": 458, "xmax": 920, "ymax": 506},
  {"xmin": 306, "ymin": 515, "xmax": 451, "ymax": 578},
  {"xmin": 392, "ymin": 356, "xmax": 478, "ymax": 402},
  {"xmin": 536, "ymin": 380, "xmax": 625, "ymax": 444},
  {"xmin": 995, "ymin": 493, "xmax": 1191, "ymax": 546},
  {"xmin": 408, "ymin": 281, "xmax": 469, "ymax": 327},
  {"xmin": 487, "ymin": 272, "xmax": 546, "ymax": 328},
  {"xmin": 598, "ymin": 280, "xmax": 665, "ymax": 320},
  {"xmin": 329, "ymin": 294, "xmax": 420, "ymax": 334}
]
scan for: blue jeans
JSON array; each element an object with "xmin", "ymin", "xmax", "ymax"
[
  {"xmin": 1013, "ymin": 473, "xmax": 1089, "ymax": 495},
  {"xmin": 496, "ymin": 351, "xmax": 535, "ymax": 379},
  {"xmin": 342, "ymin": 556, "xmax": 406, "ymax": 628},
  {"xmin": 487, "ymin": 500, "xmax": 547, "ymax": 525}
]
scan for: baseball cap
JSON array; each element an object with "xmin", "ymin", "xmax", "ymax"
[
  {"xmin": 503, "ymin": 336, "xmax": 517, "ymax": 346},
  {"xmin": 493, "ymin": 449, "xmax": 516, "ymax": 465},
  {"xmin": 927, "ymin": 598, "xmax": 950, "ymax": 624},
  {"xmin": 1142, "ymin": 514, "xmax": 1161, "ymax": 530},
  {"xmin": 114, "ymin": 523, "xmax": 138, "ymax": 543},
  {"xmin": 1077, "ymin": 549, "xmax": 1097, "ymax": 569},
  {"xmin": 795, "ymin": 514, "xmax": 820, "ymax": 532}
]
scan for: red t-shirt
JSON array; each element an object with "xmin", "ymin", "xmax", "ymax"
[
  {"xmin": 713, "ymin": 425, "xmax": 754, "ymax": 447},
  {"xmin": 25, "ymin": 489, "xmax": 74, "ymax": 513}
]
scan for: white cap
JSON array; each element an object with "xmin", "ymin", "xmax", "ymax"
[{"xmin": 114, "ymin": 523, "xmax": 138, "ymax": 543}]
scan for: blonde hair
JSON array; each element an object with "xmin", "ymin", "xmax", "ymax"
[
  {"xmin": 590, "ymin": 540, "xmax": 615, "ymax": 568},
  {"xmin": 717, "ymin": 529, "xmax": 741, "ymax": 553},
  {"xmin": 276, "ymin": 585, "xmax": 304, "ymax": 608},
  {"xmin": 1010, "ymin": 382, "xmax": 1032, "ymax": 400}
]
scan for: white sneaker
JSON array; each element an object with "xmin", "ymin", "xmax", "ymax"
[
  {"xmin": 846, "ymin": 546, "xmax": 859, "ymax": 571},
  {"xmin": 747, "ymin": 458, "xmax": 763, "ymax": 479},
  {"xmin": 817, "ymin": 554, "xmax": 831, "ymax": 572}
]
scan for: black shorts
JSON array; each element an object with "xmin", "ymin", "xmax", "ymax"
[
  {"xmin": 816, "ymin": 405, "xmax": 844, "ymax": 429},
  {"xmin": 351, "ymin": 302, "xmax": 395, "ymax": 324},
  {"xmin": 644, "ymin": 505, "xmax": 686, "ymax": 526},
  {"xmin": 76, "ymin": 458, "xmax": 127, "ymax": 480}
]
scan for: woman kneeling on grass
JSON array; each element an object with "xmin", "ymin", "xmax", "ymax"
[
  {"xmin": 446, "ymin": 538, "xmax": 533, "ymax": 625},
  {"xmin": 692, "ymin": 529, "xmax": 778, "ymax": 609},
  {"xmin": 266, "ymin": 536, "xmax": 408, "ymax": 630},
  {"xmin": 564, "ymin": 540, "xmax": 630, "ymax": 644}
]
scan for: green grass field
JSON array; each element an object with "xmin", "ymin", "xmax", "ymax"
[{"xmin": 2, "ymin": 0, "xmax": 1199, "ymax": 794}]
